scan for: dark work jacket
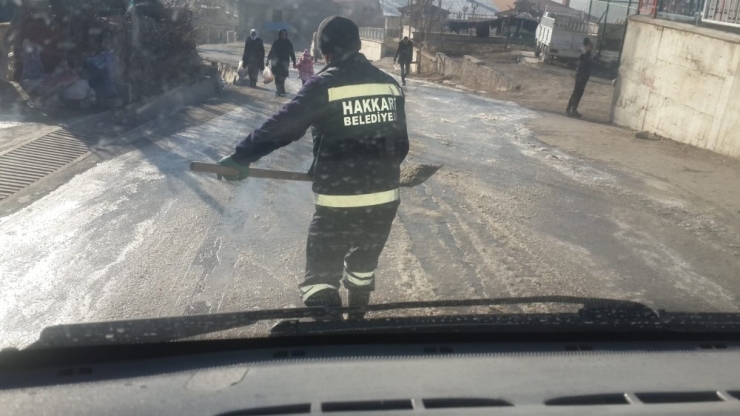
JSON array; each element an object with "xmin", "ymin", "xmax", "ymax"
[
  {"xmin": 233, "ymin": 53, "xmax": 409, "ymax": 197},
  {"xmin": 267, "ymin": 38, "xmax": 296, "ymax": 76},
  {"xmin": 242, "ymin": 37, "xmax": 265, "ymax": 69},
  {"xmin": 394, "ymin": 40, "xmax": 414, "ymax": 63},
  {"xmin": 576, "ymin": 49, "xmax": 592, "ymax": 81}
]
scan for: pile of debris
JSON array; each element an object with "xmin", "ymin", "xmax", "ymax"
[{"xmin": 2, "ymin": 0, "xmax": 212, "ymax": 110}]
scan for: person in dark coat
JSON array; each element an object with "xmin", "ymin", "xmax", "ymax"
[
  {"xmin": 394, "ymin": 36, "xmax": 413, "ymax": 86},
  {"xmin": 217, "ymin": 16, "xmax": 409, "ymax": 320},
  {"xmin": 567, "ymin": 37, "xmax": 594, "ymax": 118},
  {"xmin": 241, "ymin": 29, "xmax": 265, "ymax": 88},
  {"xmin": 267, "ymin": 28, "xmax": 296, "ymax": 96}
]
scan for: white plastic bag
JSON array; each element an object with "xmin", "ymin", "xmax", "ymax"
[
  {"xmin": 237, "ymin": 60, "xmax": 248, "ymax": 79},
  {"xmin": 63, "ymin": 79, "xmax": 92, "ymax": 101},
  {"xmin": 262, "ymin": 66, "xmax": 274, "ymax": 85}
]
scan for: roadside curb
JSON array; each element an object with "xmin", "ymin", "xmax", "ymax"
[
  {"xmin": 203, "ymin": 59, "xmax": 240, "ymax": 86},
  {"xmin": 131, "ymin": 76, "xmax": 221, "ymax": 120}
]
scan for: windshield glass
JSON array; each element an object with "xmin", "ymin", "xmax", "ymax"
[{"xmin": 1, "ymin": 0, "xmax": 739, "ymax": 349}]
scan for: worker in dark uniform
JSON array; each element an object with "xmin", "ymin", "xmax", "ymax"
[
  {"xmin": 566, "ymin": 37, "xmax": 594, "ymax": 118},
  {"xmin": 217, "ymin": 16, "xmax": 409, "ymax": 320},
  {"xmin": 241, "ymin": 29, "xmax": 265, "ymax": 88},
  {"xmin": 394, "ymin": 36, "xmax": 414, "ymax": 86},
  {"xmin": 267, "ymin": 28, "xmax": 296, "ymax": 96}
]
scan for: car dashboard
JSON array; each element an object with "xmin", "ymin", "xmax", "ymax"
[{"xmin": 2, "ymin": 332, "xmax": 740, "ymax": 416}]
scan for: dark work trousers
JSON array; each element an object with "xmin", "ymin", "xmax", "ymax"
[
  {"xmin": 301, "ymin": 201, "xmax": 400, "ymax": 305},
  {"xmin": 399, "ymin": 61, "xmax": 411, "ymax": 84},
  {"xmin": 567, "ymin": 76, "xmax": 589, "ymax": 112},
  {"xmin": 272, "ymin": 64, "xmax": 289, "ymax": 94},
  {"xmin": 247, "ymin": 65, "xmax": 260, "ymax": 85},
  {"xmin": 275, "ymin": 74, "xmax": 287, "ymax": 94}
]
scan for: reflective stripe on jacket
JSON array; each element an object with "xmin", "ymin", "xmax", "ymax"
[{"xmin": 232, "ymin": 53, "xmax": 409, "ymax": 204}]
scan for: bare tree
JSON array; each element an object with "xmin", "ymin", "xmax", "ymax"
[{"xmin": 414, "ymin": 0, "xmax": 448, "ymax": 52}]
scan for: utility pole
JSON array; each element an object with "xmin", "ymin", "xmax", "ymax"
[
  {"xmin": 504, "ymin": 17, "xmax": 509, "ymax": 51},
  {"xmin": 600, "ymin": 0, "xmax": 610, "ymax": 56},
  {"xmin": 470, "ymin": 3, "xmax": 478, "ymax": 35},
  {"xmin": 587, "ymin": 0, "xmax": 593, "ymax": 21},
  {"xmin": 399, "ymin": 11, "xmax": 404, "ymax": 40},
  {"xmin": 408, "ymin": 0, "xmax": 412, "ymax": 38}
]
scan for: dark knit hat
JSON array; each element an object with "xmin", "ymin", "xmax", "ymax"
[{"xmin": 317, "ymin": 16, "xmax": 362, "ymax": 56}]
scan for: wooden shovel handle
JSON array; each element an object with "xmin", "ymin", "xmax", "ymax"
[{"xmin": 190, "ymin": 162, "xmax": 311, "ymax": 182}]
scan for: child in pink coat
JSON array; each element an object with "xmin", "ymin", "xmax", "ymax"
[{"xmin": 296, "ymin": 49, "xmax": 315, "ymax": 85}]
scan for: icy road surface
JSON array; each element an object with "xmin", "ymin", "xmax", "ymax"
[{"xmin": 2, "ymin": 71, "xmax": 740, "ymax": 348}]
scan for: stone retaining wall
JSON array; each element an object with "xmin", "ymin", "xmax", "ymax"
[{"xmin": 419, "ymin": 51, "xmax": 519, "ymax": 92}]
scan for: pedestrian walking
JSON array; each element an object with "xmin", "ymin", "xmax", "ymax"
[
  {"xmin": 266, "ymin": 29, "xmax": 296, "ymax": 96},
  {"xmin": 394, "ymin": 36, "xmax": 414, "ymax": 86},
  {"xmin": 241, "ymin": 29, "xmax": 265, "ymax": 88},
  {"xmin": 296, "ymin": 49, "xmax": 315, "ymax": 85},
  {"xmin": 566, "ymin": 37, "xmax": 594, "ymax": 118},
  {"xmin": 217, "ymin": 16, "xmax": 409, "ymax": 320}
]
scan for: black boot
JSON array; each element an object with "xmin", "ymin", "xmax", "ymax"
[
  {"xmin": 304, "ymin": 289, "xmax": 343, "ymax": 321},
  {"xmin": 348, "ymin": 289, "xmax": 371, "ymax": 320}
]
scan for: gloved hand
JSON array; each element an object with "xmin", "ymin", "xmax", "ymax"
[{"xmin": 217, "ymin": 155, "xmax": 250, "ymax": 182}]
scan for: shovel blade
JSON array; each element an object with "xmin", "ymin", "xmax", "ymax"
[{"xmin": 400, "ymin": 163, "xmax": 442, "ymax": 187}]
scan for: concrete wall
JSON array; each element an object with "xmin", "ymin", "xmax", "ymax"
[
  {"xmin": 419, "ymin": 50, "xmax": 437, "ymax": 74},
  {"xmin": 360, "ymin": 38, "xmax": 386, "ymax": 61},
  {"xmin": 419, "ymin": 51, "xmax": 519, "ymax": 92},
  {"xmin": 612, "ymin": 16, "xmax": 740, "ymax": 158},
  {"xmin": 206, "ymin": 59, "xmax": 240, "ymax": 85},
  {"xmin": 133, "ymin": 74, "xmax": 220, "ymax": 119},
  {"xmin": 413, "ymin": 32, "xmax": 507, "ymax": 56},
  {"xmin": 419, "ymin": 51, "xmax": 461, "ymax": 77},
  {"xmin": 461, "ymin": 55, "xmax": 520, "ymax": 92}
]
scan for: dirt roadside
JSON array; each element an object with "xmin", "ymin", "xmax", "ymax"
[
  {"xmin": 528, "ymin": 114, "xmax": 740, "ymax": 224},
  {"xmin": 376, "ymin": 51, "xmax": 740, "ymax": 229},
  {"xmin": 375, "ymin": 50, "xmax": 615, "ymax": 124},
  {"xmin": 475, "ymin": 51, "xmax": 615, "ymax": 124}
]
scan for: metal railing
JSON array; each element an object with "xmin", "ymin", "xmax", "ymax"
[
  {"xmin": 638, "ymin": 0, "xmax": 659, "ymax": 16},
  {"xmin": 359, "ymin": 27, "xmax": 386, "ymax": 42},
  {"xmin": 703, "ymin": 0, "xmax": 740, "ymax": 27},
  {"xmin": 386, "ymin": 28, "xmax": 401, "ymax": 39},
  {"xmin": 638, "ymin": 0, "xmax": 736, "ymax": 27}
]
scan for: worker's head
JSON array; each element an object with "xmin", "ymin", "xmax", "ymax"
[
  {"xmin": 250, "ymin": 29, "xmax": 257, "ymax": 39},
  {"xmin": 279, "ymin": 29, "xmax": 288, "ymax": 40},
  {"xmin": 317, "ymin": 16, "xmax": 361, "ymax": 64},
  {"xmin": 403, "ymin": 36, "xmax": 409, "ymax": 41},
  {"xmin": 583, "ymin": 37, "xmax": 593, "ymax": 50}
]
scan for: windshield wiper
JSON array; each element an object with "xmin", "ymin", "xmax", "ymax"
[{"xmin": 30, "ymin": 296, "xmax": 660, "ymax": 348}]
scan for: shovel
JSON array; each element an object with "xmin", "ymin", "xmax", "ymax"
[{"xmin": 190, "ymin": 162, "xmax": 441, "ymax": 187}]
